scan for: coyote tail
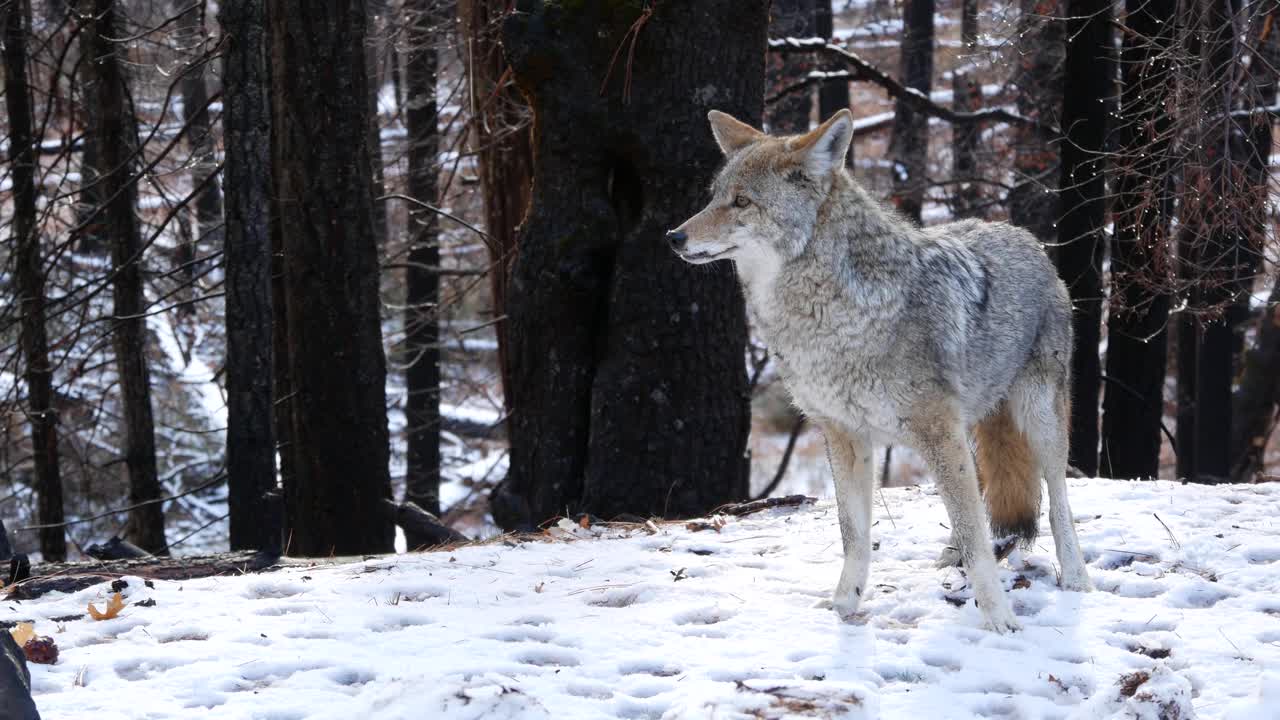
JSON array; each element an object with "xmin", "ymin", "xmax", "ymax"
[{"xmin": 975, "ymin": 401, "xmax": 1040, "ymax": 551}]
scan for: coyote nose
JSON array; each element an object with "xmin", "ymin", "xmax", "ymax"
[{"xmin": 666, "ymin": 230, "xmax": 687, "ymax": 251}]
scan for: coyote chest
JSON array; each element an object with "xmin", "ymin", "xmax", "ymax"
[{"xmin": 748, "ymin": 274, "xmax": 909, "ymax": 438}]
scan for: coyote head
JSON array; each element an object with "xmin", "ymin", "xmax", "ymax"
[{"xmin": 667, "ymin": 109, "xmax": 854, "ymax": 271}]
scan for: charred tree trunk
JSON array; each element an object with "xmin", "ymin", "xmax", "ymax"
[
  {"xmin": 814, "ymin": 1, "xmax": 851, "ymax": 125},
  {"xmin": 84, "ymin": 0, "xmax": 167, "ymax": 553},
  {"xmin": 220, "ymin": 0, "xmax": 277, "ymax": 551},
  {"xmin": 1230, "ymin": 11, "xmax": 1280, "ymax": 482},
  {"xmin": 888, "ymin": 0, "xmax": 934, "ymax": 223},
  {"xmin": 268, "ymin": 0, "xmax": 395, "ymax": 555},
  {"xmin": 1056, "ymin": 0, "xmax": 1111, "ymax": 476},
  {"xmin": 459, "ymin": 0, "xmax": 533, "ymax": 415},
  {"xmin": 366, "ymin": 6, "xmax": 389, "ymax": 248},
  {"xmin": 1007, "ymin": 0, "xmax": 1063, "ymax": 246},
  {"xmin": 494, "ymin": 1, "xmax": 759, "ymax": 528},
  {"xmin": 766, "ymin": 0, "xmax": 817, "ymax": 134},
  {"xmin": 173, "ymin": 1, "xmax": 224, "ymax": 259},
  {"xmin": 1098, "ymin": 0, "xmax": 1175, "ymax": 479},
  {"xmin": 6, "ymin": 0, "xmax": 67, "ymax": 561},
  {"xmin": 951, "ymin": 0, "xmax": 982, "ymax": 218},
  {"xmin": 402, "ymin": 0, "xmax": 444, "ymax": 527},
  {"xmin": 1177, "ymin": 0, "xmax": 1254, "ymax": 483}
]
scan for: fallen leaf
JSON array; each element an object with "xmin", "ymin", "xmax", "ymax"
[
  {"xmin": 87, "ymin": 592, "xmax": 126, "ymax": 621},
  {"xmin": 9, "ymin": 622, "xmax": 35, "ymax": 647}
]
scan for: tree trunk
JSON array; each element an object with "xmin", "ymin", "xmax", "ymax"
[
  {"xmin": 366, "ymin": 6, "xmax": 389, "ymax": 248},
  {"xmin": 814, "ymin": 1, "xmax": 851, "ymax": 125},
  {"xmin": 220, "ymin": 0, "xmax": 277, "ymax": 551},
  {"xmin": 495, "ymin": 0, "xmax": 759, "ymax": 528},
  {"xmin": 6, "ymin": 0, "xmax": 67, "ymax": 561},
  {"xmin": 1098, "ymin": 0, "xmax": 1175, "ymax": 479},
  {"xmin": 766, "ymin": 0, "xmax": 816, "ymax": 134},
  {"xmin": 951, "ymin": 0, "xmax": 982, "ymax": 218},
  {"xmin": 1177, "ymin": 0, "xmax": 1255, "ymax": 483},
  {"xmin": 82, "ymin": 0, "xmax": 167, "ymax": 553},
  {"xmin": 1229, "ymin": 10, "xmax": 1280, "ymax": 482},
  {"xmin": 1008, "ymin": 0, "xmax": 1063, "ymax": 249},
  {"xmin": 402, "ymin": 0, "xmax": 444, "ymax": 528},
  {"xmin": 268, "ymin": 0, "xmax": 395, "ymax": 555},
  {"xmin": 1056, "ymin": 0, "xmax": 1111, "ymax": 476},
  {"xmin": 459, "ymin": 0, "xmax": 533, "ymax": 416},
  {"xmin": 888, "ymin": 0, "xmax": 934, "ymax": 223},
  {"xmin": 174, "ymin": 1, "xmax": 224, "ymax": 256}
]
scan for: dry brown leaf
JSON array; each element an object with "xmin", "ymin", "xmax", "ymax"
[
  {"xmin": 9, "ymin": 622, "xmax": 35, "ymax": 647},
  {"xmin": 87, "ymin": 592, "xmax": 126, "ymax": 621}
]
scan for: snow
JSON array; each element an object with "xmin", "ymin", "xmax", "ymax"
[{"xmin": 9, "ymin": 478, "xmax": 1280, "ymax": 718}]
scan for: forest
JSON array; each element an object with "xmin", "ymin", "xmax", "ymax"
[{"xmin": 1, "ymin": 0, "xmax": 1280, "ymax": 715}]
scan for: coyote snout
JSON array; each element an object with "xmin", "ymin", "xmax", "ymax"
[{"xmin": 670, "ymin": 109, "xmax": 1092, "ymax": 634}]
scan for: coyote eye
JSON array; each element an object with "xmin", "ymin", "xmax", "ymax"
[{"xmin": 733, "ymin": 195, "xmax": 751, "ymax": 208}]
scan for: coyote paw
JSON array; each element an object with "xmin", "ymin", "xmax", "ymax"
[
  {"xmin": 1059, "ymin": 567, "xmax": 1093, "ymax": 593},
  {"xmin": 982, "ymin": 603, "xmax": 1022, "ymax": 634},
  {"xmin": 814, "ymin": 591, "xmax": 862, "ymax": 621}
]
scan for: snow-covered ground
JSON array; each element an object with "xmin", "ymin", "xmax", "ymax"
[{"xmin": 9, "ymin": 479, "xmax": 1280, "ymax": 719}]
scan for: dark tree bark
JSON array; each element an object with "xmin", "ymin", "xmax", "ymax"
[
  {"xmin": 1098, "ymin": 0, "xmax": 1175, "ymax": 479},
  {"xmin": 84, "ymin": 0, "xmax": 168, "ymax": 553},
  {"xmin": 366, "ymin": 5, "xmax": 389, "ymax": 248},
  {"xmin": 1177, "ymin": 0, "xmax": 1254, "ymax": 483},
  {"xmin": 814, "ymin": 1, "xmax": 851, "ymax": 123},
  {"xmin": 951, "ymin": 0, "xmax": 982, "ymax": 218},
  {"xmin": 268, "ymin": 0, "xmax": 395, "ymax": 555},
  {"xmin": 173, "ymin": 1, "xmax": 224, "ymax": 258},
  {"xmin": 402, "ymin": 0, "xmax": 444, "ymax": 528},
  {"xmin": 1007, "ymin": 0, "xmax": 1063, "ymax": 246},
  {"xmin": 493, "ymin": 1, "xmax": 758, "ymax": 528},
  {"xmin": 1230, "ymin": 12, "xmax": 1280, "ymax": 483},
  {"xmin": 888, "ymin": 0, "xmax": 934, "ymax": 223},
  {"xmin": 459, "ymin": 0, "xmax": 533, "ymax": 415},
  {"xmin": 220, "ymin": 0, "xmax": 277, "ymax": 551},
  {"xmin": 1056, "ymin": 0, "xmax": 1111, "ymax": 476},
  {"xmin": 766, "ymin": 0, "xmax": 817, "ymax": 134},
  {"xmin": 6, "ymin": 0, "xmax": 67, "ymax": 561}
]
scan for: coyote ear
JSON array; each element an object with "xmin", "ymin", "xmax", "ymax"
[
  {"xmin": 792, "ymin": 109, "xmax": 853, "ymax": 177},
  {"xmin": 708, "ymin": 110, "xmax": 763, "ymax": 155}
]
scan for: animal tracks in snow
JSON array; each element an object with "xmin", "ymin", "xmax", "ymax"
[{"xmin": 11, "ymin": 479, "xmax": 1280, "ymax": 718}]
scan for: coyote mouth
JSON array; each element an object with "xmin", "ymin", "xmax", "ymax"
[{"xmin": 680, "ymin": 246, "xmax": 737, "ymax": 262}]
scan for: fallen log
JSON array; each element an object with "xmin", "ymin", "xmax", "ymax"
[
  {"xmin": 715, "ymin": 495, "xmax": 816, "ymax": 517},
  {"xmin": 5, "ymin": 550, "xmax": 279, "ymax": 600},
  {"xmin": 381, "ymin": 500, "xmax": 468, "ymax": 548}
]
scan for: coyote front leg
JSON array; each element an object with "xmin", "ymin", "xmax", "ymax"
[
  {"xmin": 911, "ymin": 411, "xmax": 1021, "ymax": 633},
  {"xmin": 821, "ymin": 421, "xmax": 874, "ymax": 619}
]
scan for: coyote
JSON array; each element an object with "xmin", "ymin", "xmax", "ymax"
[{"xmin": 668, "ymin": 110, "xmax": 1092, "ymax": 633}]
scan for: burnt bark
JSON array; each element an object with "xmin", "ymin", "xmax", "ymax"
[
  {"xmin": 888, "ymin": 0, "xmax": 934, "ymax": 223},
  {"xmin": 1229, "ymin": 12, "xmax": 1280, "ymax": 482},
  {"xmin": 951, "ymin": 0, "xmax": 982, "ymax": 218},
  {"xmin": 814, "ymin": 1, "xmax": 851, "ymax": 162},
  {"xmin": 269, "ymin": 0, "xmax": 395, "ymax": 555},
  {"xmin": 1098, "ymin": 0, "xmax": 1174, "ymax": 479},
  {"xmin": 494, "ymin": 0, "xmax": 758, "ymax": 528},
  {"xmin": 402, "ymin": 0, "xmax": 444, "ymax": 525},
  {"xmin": 84, "ymin": 0, "xmax": 167, "ymax": 553},
  {"xmin": 220, "ymin": 0, "xmax": 278, "ymax": 551},
  {"xmin": 173, "ymin": 2, "xmax": 224, "ymax": 259},
  {"xmin": 1176, "ymin": 0, "xmax": 1255, "ymax": 483},
  {"xmin": 459, "ymin": 0, "xmax": 533, "ymax": 415},
  {"xmin": 1056, "ymin": 0, "xmax": 1111, "ymax": 476},
  {"xmin": 1007, "ymin": 0, "xmax": 1063, "ymax": 246},
  {"xmin": 6, "ymin": 0, "xmax": 67, "ymax": 561},
  {"xmin": 766, "ymin": 0, "xmax": 817, "ymax": 134}
]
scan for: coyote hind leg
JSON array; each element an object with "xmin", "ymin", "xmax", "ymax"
[
  {"xmin": 1012, "ymin": 379, "xmax": 1092, "ymax": 592},
  {"xmin": 911, "ymin": 409, "xmax": 1020, "ymax": 633}
]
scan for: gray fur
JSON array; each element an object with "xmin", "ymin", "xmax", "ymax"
[{"xmin": 673, "ymin": 110, "xmax": 1091, "ymax": 633}]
